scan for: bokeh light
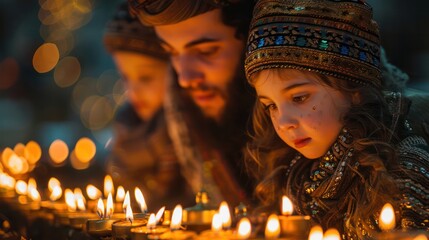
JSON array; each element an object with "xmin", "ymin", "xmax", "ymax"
[
  {"xmin": 25, "ymin": 141, "xmax": 42, "ymax": 165},
  {"xmin": 74, "ymin": 137, "xmax": 96, "ymax": 163},
  {"xmin": 70, "ymin": 150, "xmax": 90, "ymax": 170},
  {"xmin": 54, "ymin": 56, "xmax": 81, "ymax": 87},
  {"xmin": 33, "ymin": 43, "xmax": 60, "ymax": 73},
  {"xmin": 49, "ymin": 139, "xmax": 69, "ymax": 164}
]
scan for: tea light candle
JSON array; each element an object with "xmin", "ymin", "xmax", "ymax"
[
  {"xmin": 68, "ymin": 212, "xmax": 98, "ymax": 230},
  {"xmin": 197, "ymin": 213, "xmax": 233, "ymax": 239},
  {"xmin": 265, "ymin": 214, "xmax": 281, "ymax": 239},
  {"xmin": 376, "ymin": 203, "xmax": 429, "ymax": 240},
  {"xmin": 157, "ymin": 205, "xmax": 197, "ymax": 239},
  {"xmin": 182, "ymin": 191, "xmax": 217, "ymax": 233},
  {"xmin": 86, "ymin": 194, "xmax": 117, "ymax": 237},
  {"xmin": 131, "ymin": 213, "xmax": 169, "ymax": 240},
  {"xmin": 279, "ymin": 196, "xmax": 311, "ymax": 239},
  {"xmin": 112, "ymin": 204, "xmax": 147, "ymax": 240}
]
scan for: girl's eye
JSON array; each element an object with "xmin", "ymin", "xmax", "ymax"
[{"xmin": 292, "ymin": 94, "xmax": 309, "ymax": 103}]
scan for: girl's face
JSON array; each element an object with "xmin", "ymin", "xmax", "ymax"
[
  {"xmin": 254, "ymin": 69, "xmax": 351, "ymax": 159},
  {"xmin": 113, "ymin": 51, "xmax": 168, "ymax": 121}
]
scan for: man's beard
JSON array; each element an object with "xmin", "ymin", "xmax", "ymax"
[{"xmin": 179, "ymin": 60, "xmax": 255, "ymax": 146}]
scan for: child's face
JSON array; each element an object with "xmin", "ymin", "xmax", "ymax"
[
  {"xmin": 113, "ymin": 51, "xmax": 168, "ymax": 121},
  {"xmin": 254, "ymin": 69, "xmax": 351, "ymax": 159}
]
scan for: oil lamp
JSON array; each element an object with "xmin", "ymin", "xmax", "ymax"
[
  {"xmin": 112, "ymin": 204, "xmax": 147, "ymax": 240},
  {"xmin": 278, "ymin": 195, "xmax": 311, "ymax": 239}
]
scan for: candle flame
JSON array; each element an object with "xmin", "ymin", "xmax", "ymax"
[
  {"xmin": 48, "ymin": 177, "xmax": 61, "ymax": 192},
  {"xmin": 104, "ymin": 175, "xmax": 114, "ymax": 197},
  {"xmin": 97, "ymin": 198, "xmax": 104, "ymax": 218},
  {"xmin": 123, "ymin": 191, "xmax": 130, "ymax": 212},
  {"xmin": 170, "ymin": 204, "xmax": 182, "ymax": 230},
  {"xmin": 155, "ymin": 206, "xmax": 165, "ymax": 224},
  {"xmin": 15, "ymin": 180, "xmax": 27, "ymax": 195},
  {"xmin": 106, "ymin": 192, "xmax": 114, "ymax": 218},
  {"xmin": 379, "ymin": 203, "xmax": 395, "ymax": 231},
  {"xmin": 74, "ymin": 188, "xmax": 86, "ymax": 211},
  {"xmin": 86, "ymin": 184, "xmax": 101, "ymax": 200},
  {"xmin": 323, "ymin": 228, "xmax": 340, "ymax": 240},
  {"xmin": 125, "ymin": 204, "xmax": 133, "ymax": 223},
  {"xmin": 237, "ymin": 217, "xmax": 252, "ymax": 239},
  {"xmin": 28, "ymin": 187, "xmax": 41, "ymax": 201},
  {"xmin": 282, "ymin": 195, "xmax": 293, "ymax": 215},
  {"xmin": 134, "ymin": 187, "xmax": 147, "ymax": 213},
  {"xmin": 50, "ymin": 185, "xmax": 62, "ymax": 201},
  {"xmin": 219, "ymin": 201, "xmax": 231, "ymax": 229},
  {"xmin": 265, "ymin": 214, "xmax": 280, "ymax": 239},
  {"xmin": 28, "ymin": 177, "xmax": 37, "ymax": 189},
  {"xmin": 147, "ymin": 213, "xmax": 156, "ymax": 229},
  {"xmin": 65, "ymin": 188, "xmax": 77, "ymax": 212},
  {"xmin": 116, "ymin": 186, "xmax": 125, "ymax": 202},
  {"xmin": 308, "ymin": 225, "xmax": 324, "ymax": 240},
  {"xmin": 211, "ymin": 213, "xmax": 222, "ymax": 232}
]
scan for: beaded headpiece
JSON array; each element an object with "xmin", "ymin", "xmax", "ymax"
[
  {"xmin": 128, "ymin": 0, "xmax": 224, "ymax": 26},
  {"xmin": 245, "ymin": 0, "xmax": 382, "ymax": 87},
  {"xmin": 104, "ymin": 2, "xmax": 168, "ymax": 60}
]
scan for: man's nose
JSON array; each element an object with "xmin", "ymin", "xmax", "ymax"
[{"xmin": 171, "ymin": 55, "xmax": 204, "ymax": 89}]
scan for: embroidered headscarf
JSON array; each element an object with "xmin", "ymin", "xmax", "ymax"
[
  {"xmin": 245, "ymin": 0, "xmax": 382, "ymax": 87},
  {"xmin": 104, "ymin": 1, "xmax": 168, "ymax": 60}
]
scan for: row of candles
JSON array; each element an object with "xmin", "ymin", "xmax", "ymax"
[{"xmin": 1, "ymin": 172, "xmax": 428, "ymax": 240}]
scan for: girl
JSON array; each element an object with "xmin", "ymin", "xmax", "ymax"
[{"xmin": 244, "ymin": 0, "xmax": 429, "ymax": 238}]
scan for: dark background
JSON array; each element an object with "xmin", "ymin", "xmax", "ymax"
[{"xmin": 0, "ymin": 0, "xmax": 428, "ymax": 182}]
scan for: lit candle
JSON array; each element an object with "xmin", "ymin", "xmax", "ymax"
[
  {"xmin": 322, "ymin": 228, "xmax": 340, "ymax": 240},
  {"xmin": 135, "ymin": 187, "xmax": 148, "ymax": 217},
  {"xmin": 265, "ymin": 213, "xmax": 281, "ymax": 239},
  {"xmin": 131, "ymin": 212, "xmax": 169, "ymax": 240},
  {"xmin": 86, "ymin": 194, "xmax": 118, "ymax": 238},
  {"xmin": 157, "ymin": 204, "xmax": 197, "ymax": 239},
  {"xmin": 278, "ymin": 195, "xmax": 311, "ymax": 238},
  {"xmin": 112, "ymin": 204, "xmax": 147, "ymax": 240},
  {"xmin": 229, "ymin": 217, "xmax": 252, "ymax": 240},
  {"xmin": 308, "ymin": 225, "xmax": 323, "ymax": 240},
  {"xmin": 197, "ymin": 212, "xmax": 232, "ymax": 239},
  {"xmin": 376, "ymin": 203, "xmax": 428, "ymax": 240},
  {"xmin": 182, "ymin": 190, "xmax": 217, "ymax": 233}
]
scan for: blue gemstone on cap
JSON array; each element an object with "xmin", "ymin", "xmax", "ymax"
[
  {"xmin": 275, "ymin": 36, "xmax": 284, "ymax": 45},
  {"xmin": 258, "ymin": 38, "xmax": 265, "ymax": 48}
]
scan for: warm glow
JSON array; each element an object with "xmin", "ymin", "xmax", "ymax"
[
  {"xmin": 308, "ymin": 225, "xmax": 324, "ymax": 240},
  {"xmin": 323, "ymin": 228, "xmax": 340, "ymax": 240},
  {"xmin": 7, "ymin": 153, "xmax": 24, "ymax": 174},
  {"xmin": 74, "ymin": 188, "xmax": 86, "ymax": 211},
  {"xmin": 48, "ymin": 177, "xmax": 61, "ymax": 192},
  {"xmin": 70, "ymin": 150, "xmax": 90, "ymax": 170},
  {"xmin": 2, "ymin": 148, "xmax": 14, "ymax": 166},
  {"xmin": 125, "ymin": 204, "xmax": 133, "ymax": 222},
  {"xmin": 134, "ymin": 187, "xmax": 147, "ymax": 213},
  {"xmin": 155, "ymin": 206, "xmax": 165, "ymax": 223},
  {"xmin": 282, "ymin": 195, "xmax": 293, "ymax": 215},
  {"xmin": 28, "ymin": 178, "xmax": 37, "ymax": 189},
  {"xmin": 14, "ymin": 143, "xmax": 26, "ymax": 157},
  {"xmin": 33, "ymin": 43, "xmax": 60, "ymax": 73},
  {"xmin": 413, "ymin": 235, "xmax": 428, "ymax": 240},
  {"xmin": 123, "ymin": 191, "xmax": 130, "ymax": 212},
  {"xmin": 97, "ymin": 198, "xmax": 104, "ymax": 218},
  {"xmin": 211, "ymin": 213, "xmax": 222, "ymax": 232},
  {"xmin": 65, "ymin": 188, "xmax": 77, "ymax": 212},
  {"xmin": 15, "ymin": 180, "xmax": 27, "ymax": 195},
  {"xmin": 0, "ymin": 173, "xmax": 15, "ymax": 189},
  {"xmin": 28, "ymin": 187, "xmax": 41, "ymax": 201},
  {"xmin": 25, "ymin": 141, "xmax": 42, "ymax": 164},
  {"xmin": 147, "ymin": 213, "xmax": 156, "ymax": 229},
  {"xmin": 170, "ymin": 204, "xmax": 183, "ymax": 230},
  {"xmin": 116, "ymin": 186, "xmax": 125, "ymax": 202},
  {"xmin": 74, "ymin": 137, "xmax": 96, "ymax": 163},
  {"xmin": 86, "ymin": 184, "xmax": 101, "ymax": 200},
  {"xmin": 237, "ymin": 217, "xmax": 252, "ymax": 239},
  {"xmin": 106, "ymin": 192, "xmax": 114, "ymax": 218},
  {"xmin": 104, "ymin": 175, "xmax": 114, "ymax": 197},
  {"xmin": 379, "ymin": 203, "xmax": 395, "ymax": 231},
  {"xmin": 49, "ymin": 139, "xmax": 69, "ymax": 164},
  {"xmin": 50, "ymin": 185, "xmax": 62, "ymax": 201},
  {"xmin": 219, "ymin": 201, "xmax": 231, "ymax": 229},
  {"xmin": 265, "ymin": 214, "xmax": 280, "ymax": 239}
]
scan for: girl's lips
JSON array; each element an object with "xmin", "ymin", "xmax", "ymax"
[{"xmin": 294, "ymin": 138, "xmax": 311, "ymax": 148}]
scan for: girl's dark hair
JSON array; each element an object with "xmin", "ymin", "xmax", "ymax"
[{"xmin": 245, "ymin": 69, "xmax": 403, "ymax": 238}]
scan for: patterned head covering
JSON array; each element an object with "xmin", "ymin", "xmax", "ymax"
[
  {"xmin": 127, "ymin": 0, "xmax": 238, "ymax": 26},
  {"xmin": 104, "ymin": 2, "xmax": 168, "ymax": 60},
  {"xmin": 245, "ymin": 0, "xmax": 382, "ymax": 87}
]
